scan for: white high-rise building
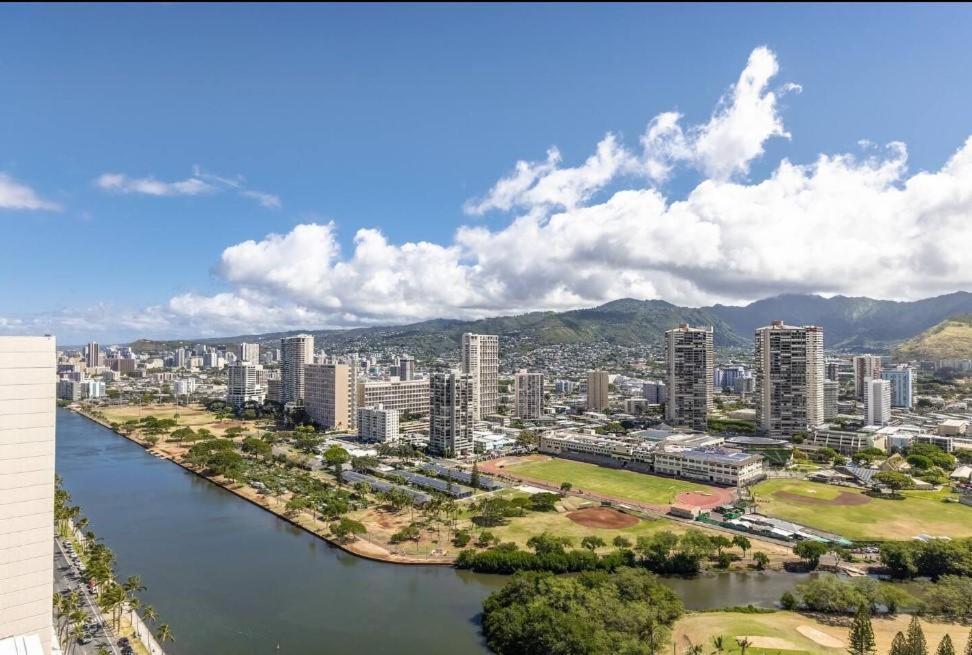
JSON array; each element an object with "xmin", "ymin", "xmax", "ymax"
[
  {"xmin": 665, "ymin": 325, "xmax": 714, "ymax": 431},
  {"xmin": 461, "ymin": 333, "xmax": 498, "ymax": 421},
  {"xmin": 237, "ymin": 342, "xmax": 260, "ymax": 364},
  {"xmin": 84, "ymin": 341, "xmax": 101, "ymax": 368},
  {"xmin": 754, "ymin": 321, "xmax": 824, "ymax": 438},
  {"xmin": 281, "ymin": 334, "xmax": 315, "ymax": 404},
  {"xmin": 586, "ymin": 370, "xmax": 610, "ymax": 412},
  {"xmin": 356, "ymin": 404, "xmax": 400, "ymax": 442},
  {"xmin": 429, "ymin": 370, "xmax": 473, "ymax": 457},
  {"xmin": 864, "ymin": 377, "xmax": 892, "ymax": 426},
  {"xmin": 0, "ymin": 336, "xmax": 56, "ymax": 653},
  {"xmin": 304, "ymin": 363, "xmax": 356, "ymax": 430},
  {"xmin": 881, "ymin": 365, "xmax": 915, "ymax": 409},
  {"xmin": 853, "ymin": 355, "xmax": 882, "ymax": 401},
  {"xmin": 226, "ymin": 362, "xmax": 265, "ymax": 407},
  {"xmin": 823, "ymin": 380, "xmax": 839, "ymax": 421},
  {"xmin": 513, "ymin": 370, "xmax": 544, "ymax": 419}
]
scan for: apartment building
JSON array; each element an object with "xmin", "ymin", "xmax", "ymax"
[
  {"xmin": 461, "ymin": 333, "xmax": 498, "ymax": 421},
  {"xmin": 304, "ymin": 363, "xmax": 356, "ymax": 430},
  {"xmin": 754, "ymin": 321, "xmax": 824, "ymax": 438},
  {"xmin": 226, "ymin": 361, "xmax": 265, "ymax": 407},
  {"xmin": 0, "ymin": 336, "xmax": 56, "ymax": 652},
  {"xmin": 356, "ymin": 379, "xmax": 430, "ymax": 417},
  {"xmin": 356, "ymin": 404, "xmax": 400, "ymax": 442},
  {"xmin": 429, "ymin": 370, "xmax": 473, "ymax": 457},
  {"xmin": 586, "ymin": 370, "xmax": 610, "ymax": 412},
  {"xmin": 281, "ymin": 334, "xmax": 315, "ymax": 404},
  {"xmin": 881, "ymin": 365, "xmax": 915, "ymax": 409},
  {"xmin": 853, "ymin": 355, "xmax": 882, "ymax": 401},
  {"xmin": 664, "ymin": 324, "xmax": 714, "ymax": 431},
  {"xmin": 864, "ymin": 377, "xmax": 892, "ymax": 426},
  {"xmin": 513, "ymin": 369, "xmax": 544, "ymax": 419}
]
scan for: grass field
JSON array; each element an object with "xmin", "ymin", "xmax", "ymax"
[
  {"xmin": 673, "ymin": 611, "xmax": 968, "ymax": 655},
  {"xmin": 98, "ymin": 403, "xmax": 263, "ymax": 438},
  {"xmin": 753, "ymin": 479, "xmax": 972, "ymax": 540},
  {"xmin": 500, "ymin": 457, "xmax": 714, "ymax": 505}
]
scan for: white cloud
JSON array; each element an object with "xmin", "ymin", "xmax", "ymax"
[
  {"xmin": 95, "ymin": 167, "xmax": 281, "ymax": 208},
  {"xmin": 96, "ymin": 173, "xmax": 216, "ymax": 196},
  {"xmin": 0, "ymin": 173, "xmax": 61, "ymax": 211}
]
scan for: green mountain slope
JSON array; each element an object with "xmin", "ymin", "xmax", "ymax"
[{"xmin": 894, "ymin": 315, "xmax": 972, "ymax": 361}]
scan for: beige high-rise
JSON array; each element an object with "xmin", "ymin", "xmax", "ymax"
[
  {"xmin": 461, "ymin": 333, "xmax": 498, "ymax": 421},
  {"xmin": 429, "ymin": 370, "xmax": 473, "ymax": 457},
  {"xmin": 0, "ymin": 336, "xmax": 55, "ymax": 652},
  {"xmin": 304, "ymin": 363, "xmax": 356, "ymax": 430},
  {"xmin": 514, "ymin": 370, "xmax": 544, "ymax": 419},
  {"xmin": 586, "ymin": 370, "xmax": 610, "ymax": 412},
  {"xmin": 754, "ymin": 321, "xmax": 824, "ymax": 438},
  {"xmin": 664, "ymin": 325, "xmax": 714, "ymax": 431},
  {"xmin": 281, "ymin": 334, "xmax": 314, "ymax": 404}
]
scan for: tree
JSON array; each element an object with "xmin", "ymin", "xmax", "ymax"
[
  {"xmin": 753, "ymin": 551, "xmax": 770, "ymax": 571},
  {"xmin": 470, "ymin": 461, "xmax": 481, "ymax": 489},
  {"xmin": 323, "ymin": 445, "xmax": 351, "ymax": 484},
  {"xmin": 906, "ymin": 616, "xmax": 927, "ymax": 655},
  {"xmin": 330, "ymin": 517, "xmax": 367, "ymax": 543},
  {"xmin": 581, "ymin": 536, "xmax": 606, "ymax": 552},
  {"xmin": 889, "ymin": 633, "xmax": 909, "ymax": 655},
  {"xmin": 780, "ymin": 591, "xmax": 797, "ymax": 610},
  {"xmin": 874, "ymin": 471, "xmax": 913, "ymax": 496},
  {"xmin": 847, "ymin": 604, "xmax": 876, "ymax": 655},
  {"xmin": 156, "ymin": 623, "xmax": 174, "ymax": 646},
  {"xmin": 612, "ymin": 535, "xmax": 632, "ymax": 549},
  {"xmin": 936, "ymin": 635, "xmax": 956, "ymax": 655},
  {"xmin": 793, "ymin": 540, "xmax": 829, "ymax": 570},
  {"xmin": 712, "ymin": 636, "xmax": 725, "ymax": 655},
  {"xmin": 732, "ymin": 535, "xmax": 751, "ymax": 558},
  {"xmin": 560, "ymin": 481, "xmax": 573, "ymax": 492},
  {"xmin": 737, "ymin": 637, "xmax": 753, "ymax": 655}
]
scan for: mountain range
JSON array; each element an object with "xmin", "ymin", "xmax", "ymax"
[{"xmin": 130, "ymin": 291, "xmax": 972, "ymax": 357}]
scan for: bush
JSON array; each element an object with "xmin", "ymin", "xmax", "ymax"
[{"xmin": 452, "ymin": 531, "xmax": 471, "ymax": 548}]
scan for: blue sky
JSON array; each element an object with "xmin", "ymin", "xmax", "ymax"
[{"xmin": 3, "ymin": 4, "xmax": 972, "ymax": 344}]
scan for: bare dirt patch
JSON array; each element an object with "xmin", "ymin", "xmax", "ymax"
[
  {"xmin": 796, "ymin": 625, "xmax": 845, "ymax": 648},
  {"xmin": 775, "ymin": 490, "xmax": 870, "ymax": 507},
  {"xmin": 567, "ymin": 507, "xmax": 639, "ymax": 529},
  {"xmin": 676, "ymin": 487, "xmax": 734, "ymax": 509}
]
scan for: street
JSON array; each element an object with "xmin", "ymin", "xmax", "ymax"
[{"xmin": 53, "ymin": 537, "xmax": 121, "ymax": 655}]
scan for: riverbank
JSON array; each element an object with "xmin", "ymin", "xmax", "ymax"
[{"xmin": 72, "ymin": 407, "xmax": 443, "ymax": 565}]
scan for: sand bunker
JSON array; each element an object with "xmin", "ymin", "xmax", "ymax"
[{"xmin": 797, "ymin": 625, "xmax": 845, "ymax": 648}]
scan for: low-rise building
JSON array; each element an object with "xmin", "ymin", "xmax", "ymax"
[
  {"xmin": 653, "ymin": 448, "xmax": 765, "ymax": 486},
  {"xmin": 357, "ymin": 404, "xmax": 400, "ymax": 442}
]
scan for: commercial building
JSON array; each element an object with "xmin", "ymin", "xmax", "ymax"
[
  {"xmin": 805, "ymin": 428, "xmax": 883, "ymax": 455},
  {"xmin": 356, "ymin": 404, "xmax": 400, "ymax": 442},
  {"xmin": 84, "ymin": 341, "xmax": 101, "ymax": 368},
  {"xmin": 108, "ymin": 357, "xmax": 136, "ymax": 375},
  {"xmin": 864, "ymin": 377, "xmax": 892, "ymax": 426},
  {"xmin": 665, "ymin": 325, "xmax": 714, "ymax": 431},
  {"xmin": 586, "ymin": 370, "xmax": 610, "ymax": 412},
  {"xmin": 643, "ymin": 380, "xmax": 666, "ymax": 404},
  {"xmin": 881, "ymin": 365, "xmax": 915, "ymax": 409},
  {"xmin": 823, "ymin": 380, "xmax": 839, "ymax": 421},
  {"xmin": 461, "ymin": 333, "xmax": 498, "ymax": 421},
  {"xmin": 281, "ymin": 334, "xmax": 315, "ymax": 404},
  {"xmin": 0, "ymin": 336, "xmax": 56, "ymax": 652},
  {"xmin": 236, "ymin": 342, "xmax": 260, "ymax": 364},
  {"xmin": 513, "ymin": 370, "xmax": 544, "ymax": 419},
  {"xmin": 356, "ymin": 379, "xmax": 430, "ymax": 417},
  {"xmin": 754, "ymin": 321, "xmax": 824, "ymax": 438},
  {"xmin": 226, "ymin": 362, "xmax": 265, "ymax": 407},
  {"xmin": 398, "ymin": 356, "xmax": 415, "ymax": 381},
  {"xmin": 429, "ymin": 370, "xmax": 473, "ymax": 457},
  {"xmin": 266, "ymin": 378, "xmax": 282, "ymax": 404},
  {"xmin": 853, "ymin": 355, "xmax": 882, "ymax": 401},
  {"xmin": 304, "ymin": 363, "xmax": 356, "ymax": 430},
  {"xmin": 653, "ymin": 448, "xmax": 765, "ymax": 486}
]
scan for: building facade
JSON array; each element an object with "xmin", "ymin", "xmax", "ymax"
[
  {"xmin": 864, "ymin": 377, "xmax": 892, "ymax": 426},
  {"xmin": 429, "ymin": 370, "xmax": 473, "ymax": 457},
  {"xmin": 0, "ymin": 336, "xmax": 55, "ymax": 652},
  {"xmin": 513, "ymin": 369, "xmax": 544, "ymax": 419},
  {"xmin": 823, "ymin": 379, "xmax": 839, "ymax": 421},
  {"xmin": 754, "ymin": 321, "xmax": 824, "ymax": 438},
  {"xmin": 236, "ymin": 342, "xmax": 260, "ymax": 364},
  {"xmin": 356, "ymin": 379, "xmax": 430, "ymax": 417},
  {"xmin": 398, "ymin": 356, "xmax": 415, "ymax": 381},
  {"xmin": 356, "ymin": 404, "xmax": 400, "ymax": 442},
  {"xmin": 881, "ymin": 365, "xmax": 915, "ymax": 409},
  {"xmin": 586, "ymin": 370, "xmax": 610, "ymax": 412},
  {"xmin": 226, "ymin": 362, "xmax": 264, "ymax": 407},
  {"xmin": 281, "ymin": 334, "xmax": 315, "ymax": 404},
  {"xmin": 853, "ymin": 355, "xmax": 882, "ymax": 401},
  {"xmin": 664, "ymin": 324, "xmax": 714, "ymax": 431},
  {"xmin": 84, "ymin": 341, "xmax": 101, "ymax": 369},
  {"xmin": 304, "ymin": 363, "xmax": 356, "ymax": 430},
  {"xmin": 461, "ymin": 333, "xmax": 498, "ymax": 421}
]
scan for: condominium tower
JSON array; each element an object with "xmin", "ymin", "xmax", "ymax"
[
  {"xmin": 853, "ymin": 355, "xmax": 882, "ymax": 401},
  {"xmin": 84, "ymin": 341, "xmax": 100, "ymax": 368},
  {"xmin": 226, "ymin": 361, "xmax": 264, "ymax": 407},
  {"xmin": 461, "ymin": 333, "xmax": 498, "ymax": 421},
  {"xmin": 304, "ymin": 363, "xmax": 356, "ymax": 430},
  {"xmin": 429, "ymin": 370, "xmax": 473, "ymax": 457},
  {"xmin": 0, "ymin": 336, "xmax": 55, "ymax": 652},
  {"xmin": 236, "ymin": 342, "xmax": 260, "ymax": 364},
  {"xmin": 281, "ymin": 334, "xmax": 315, "ymax": 404},
  {"xmin": 513, "ymin": 370, "xmax": 544, "ymax": 420},
  {"xmin": 754, "ymin": 321, "xmax": 824, "ymax": 438},
  {"xmin": 586, "ymin": 370, "xmax": 610, "ymax": 412},
  {"xmin": 864, "ymin": 377, "xmax": 892, "ymax": 426},
  {"xmin": 823, "ymin": 380, "xmax": 839, "ymax": 421},
  {"xmin": 881, "ymin": 365, "xmax": 915, "ymax": 408},
  {"xmin": 664, "ymin": 324, "xmax": 714, "ymax": 431}
]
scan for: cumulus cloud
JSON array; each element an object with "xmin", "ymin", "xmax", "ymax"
[
  {"xmin": 0, "ymin": 173, "xmax": 61, "ymax": 211},
  {"xmin": 95, "ymin": 167, "xmax": 281, "ymax": 208}
]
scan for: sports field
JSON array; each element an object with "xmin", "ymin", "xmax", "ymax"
[
  {"xmin": 489, "ymin": 456, "xmax": 721, "ymax": 507},
  {"xmin": 752, "ymin": 479, "xmax": 972, "ymax": 540}
]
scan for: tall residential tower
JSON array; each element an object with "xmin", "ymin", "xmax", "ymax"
[
  {"xmin": 461, "ymin": 333, "xmax": 498, "ymax": 421},
  {"xmin": 281, "ymin": 334, "xmax": 315, "ymax": 404},
  {"xmin": 664, "ymin": 324, "xmax": 714, "ymax": 431},
  {"xmin": 754, "ymin": 322, "xmax": 824, "ymax": 438}
]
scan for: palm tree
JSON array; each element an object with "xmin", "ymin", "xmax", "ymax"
[
  {"xmin": 142, "ymin": 604, "xmax": 158, "ymax": 625},
  {"xmin": 156, "ymin": 623, "xmax": 174, "ymax": 647},
  {"xmin": 685, "ymin": 640, "xmax": 704, "ymax": 655},
  {"xmin": 711, "ymin": 636, "xmax": 725, "ymax": 654},
  {"xmin": 737, "ymin": 637, "xmax": 753, "ymax": 655}
]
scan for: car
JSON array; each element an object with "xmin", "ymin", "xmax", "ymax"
[
  {"xmin": 76, "ymin": 635, "xmax": 92, "ymax": 645},
  {"xmin": 117, "ymin": 637, "xmax": 130, "ymax": 647}
]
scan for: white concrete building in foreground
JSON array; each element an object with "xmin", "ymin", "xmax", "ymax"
[
  {"xmin": 356, "ymin": 404, "xmax": 400, "ymax": 442},
  {"xmin": 0, "ymin": 336, "xmax": 55, "ymax": 653},
  {"xmin": 864, "ymin": 377, "xmax": 892, "ymax": 426}
]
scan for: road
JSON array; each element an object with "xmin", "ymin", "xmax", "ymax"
[{"xmin": 53, "ymin": 537, "xmax": 122, "ymax": 655}]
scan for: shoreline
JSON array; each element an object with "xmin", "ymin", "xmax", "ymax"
[{"xmin": 68, "ymin": 407, "xmax": 452, "ymax": 567}]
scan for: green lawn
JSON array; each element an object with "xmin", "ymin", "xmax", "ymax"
[
  {"xmin": 502, "ymin": 457, "xmax": 715, "ymax": 505},
  {"xmin": 752, "ymin": 479, "xmax": 972, "ymax": 540}
]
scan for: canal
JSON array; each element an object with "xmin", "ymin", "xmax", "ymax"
[{"xmin": 56, "ymin": 408, "xmax": 809, "ymax": 654}]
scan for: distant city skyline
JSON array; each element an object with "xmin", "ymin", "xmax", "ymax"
[{"xmin": 3, "ymin": 5, "xmax": 972, "ymax": 343}]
